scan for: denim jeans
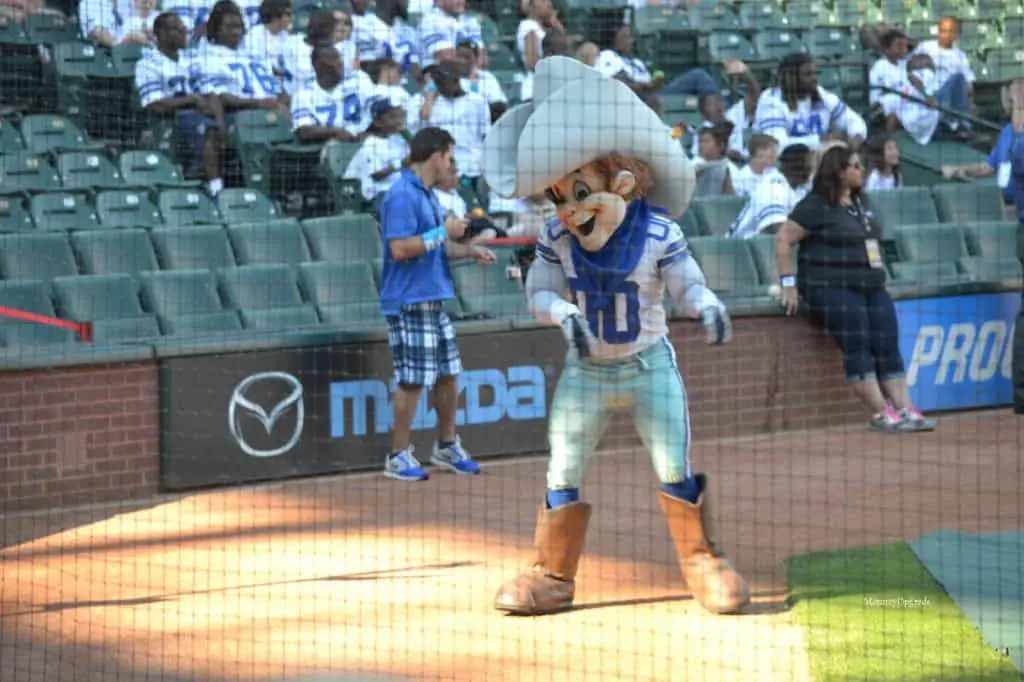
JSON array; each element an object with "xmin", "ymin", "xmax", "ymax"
[
  {"xmin": 659, "ymin": 68, "xmax": 721, "ymax": 97},
  {"xmin": 937, "ymin": 72, "xmax": 971, "ymax": 129}
]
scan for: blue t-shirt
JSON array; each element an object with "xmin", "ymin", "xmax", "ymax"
[
  {"xmin": 987, "ymin": 123, "xmax": 1019, "ymax": 203},
  {"xmin": 378, "ymin": 169, "xmax": 455, "ymax": 316},
  {"xmin": 1010, "ymin": 129, "xmax": 1024, "ymax": 223}
]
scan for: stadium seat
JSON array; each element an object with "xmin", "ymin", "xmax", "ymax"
[
  {"xmin": 24, "ymin": 13, "xmax": 79, "ymax": 44},
  {"xmin": 228, "ymin": 109, "xmax": 294, "ymax": 192},
  {"xmin": 239, "ymin": 305, "xmax": 321, "ymax": 330},
  {"xmin": 157, "ymin": 189, "xmax": 224, "ymax": 226},
  {"xmin": 747, "ymin": 234, "xmax": 797, "ymax": 285},
  {"xmin": 687, "ymin": 237, "xmax": 768, "ymax": 297},
  {"xmin": 95, "ymin": 189, "xmax": 164, "ymax": 229},
  {"xmin": 150, "ymin": 226, "xmax": 237, "ymax": 270},
  {"xmin": 217, "ymin": 263, "xmax": 305, "ymax": 311},
  {"xmin": 931, "ymin": 183, "xmax": 1007, "ymax": 224},
  {"xmin": 51, "ymin": 273, "xmax": 148, "ymax": 322},
  {"xmin": 977, "ymin": 47, "xmax": 1024, "ymax": 84},
  {"xmin": 451, "ymin": 259, "xmax": 526, "ymax": 318},
  {"xmin": 688, "ymin": 5, "xmax": 743, "ymax": 31},
  {"xmin": 0, "ymin": 279, "xmax": 77, "ymax": 345},
  {"xmin": 889, "ymin": 261, "xmax": 966, "ymax": 286},
  {"xmin": 0, "ymin": 152, "xmax": 61, "ymax": 194},
  {"xmin": 161, "ymin": 309, "xmax": 243, "ymax": 335},
  {"xmin": 137, "ymin": 268, "xmax": 225, "ymax": 316},
  {"xmin": 958, "ymin": 256, "xmax": 1024, "ymax": 284},
  {"xmin": 71, "ymin": 229, "xmax": 160, "ymax": 276},
  {"xmin": 961, "ymin": 221, "xmax": 1019, "ymax": 258},
  {"xmin": 752, "ymin": 28, "xmax": 810, "ymax": 63},
  {"xmin": 691, "ymin": 195, "xmax": 746, "ymax": 237},
  {"xmin": 89, "ymin": 315, "xmax": 163, "ymax": 342},
  {"xmin": 118, "ymin": 150, "xmax": 201, "ymax": 189},
  {"xmin": 893, "ymin": 224, "xmax": 969, "ymax": 263},
  {"xmin": 0, "ymin": 232, "xmax": 79, "ymax": 281},
  {"xmin": 56, "ymin": 151, "xmax": 125, "ymax": 192},
  {"xmin": 706, "ymin": 32, "xmax": 759, "ymax": 63},
  {"xmin": 679, "ymin": 209, "xmax": 704, "ymax": 238},
  {"xmin": 0, "ymin": 195, "xmax": 34, "ymax": 232},
  {"xmin": 633, "ymin": 6, "xmax": 690, "ymax": 34},
  {"xmin": 29, "ymin": 191, "xmax": 101, "ymax": 231},
  {"xmin": 216, "ymin": 188, "xmax": 282, "ymax": 224},
  {"xmin": 18, "ymin": 114, "xmax": 102, "ymax": 154},
  {"xmin": 808, "ymin": 27, "xmax": 860, "ymax": 61},
  {"xmin": 297, "ymin": 260, "xmax": 379, "ymax": 323},
  {"xmin": 227, "ymin": 219, "xmax": 310, "ymax": 265},
  {"xmin": 866, "ymin": 187, "xmax": 940, "ymax": 228},
  {"xmin": 737, "ymin": 2, "xmax": 787, "ymax": 29},
  {"xmin": 319, "ymin": 141, "xmax": 367, "ymax": 214},
  {"xmin": 302, "ymin": 214, "xmax": 382, "ymax": 262},
  {"xmin": 0, "ymin": 118, "xmax": 24, "ymax": 153}
]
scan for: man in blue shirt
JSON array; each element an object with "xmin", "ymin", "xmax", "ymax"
[
  {"xmin": 378, "ymin": 126, "xmax": 497, "ymax": 481},
  {"xmin": 1011, "ymin": 81, "xmax": 1024, "ymax": 414}
]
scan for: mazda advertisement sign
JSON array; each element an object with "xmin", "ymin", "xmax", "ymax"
[{"xmin": 159, "ymin": 329, "xmax": 561, "ymax": 491}]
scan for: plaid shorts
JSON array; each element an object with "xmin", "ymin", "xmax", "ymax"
[{"xmin": 386, "ymin": 301, "xmax": 462, "ymax": 387}]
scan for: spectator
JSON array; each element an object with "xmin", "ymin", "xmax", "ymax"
[
  {"xmin": 692, "ymin": 124, "xmax": 738, "ymax": 198},
  {"xmin": 243, "ymin": 0, "xmax": 293, "ymax": 74},
  {"xmin": 593, "ymin": 22, "xmax": 661, "ymax": 91},
  {"xmin": 80, "ymin": 0, "xmax": 154, "ymax": 47},
  {"xmin": 353, "ymin": 0, "xmax": 420, "ymax": 79},
  {"xmin": 521, "ymin": 29, "xmax": 572, "ymax": 102},
  {"xmin": 688, "ymin": 89, "xmax": 749, "ymax": 163},
  {"xmin": 419, "ymin": 0, "xmax": 484, "ymax": 69},
  {"xmin": 455, "ymin": 39, "xmax": 508, "ymax": 122},
  {"xmin": 516, "ymin": 0, "xmax": 561, "ymax": 100},
  {"xmin": 868, "ymin": 29, "xmax": 940, "ymax": 145},
  {"xmin": 280, "ymin": 9, "xmax": 340, "ymax": 95},
  {"xmin": 377, "ymin": 126, "xmax": 495, "ymax": 482},
  {"xmin": 576, "ymin": 41, "xmax": 599, "ymax": 68},
  {"xmin": 291, "ymin": 44, "xmax": 375, "ymax": 143},
  {"xmin": 865, "ymin": 133, "xmax": 903, "ymax": 191},
  {"xmin": 348, "ymin": 0, "xmax": 372, "ymax": 47},
  {"xmin": 367, "ymin": 57, "xmax": 412, "ymax": 110},
  {"xmin": 343, "ymin": 98, "xmax": 410, "ymax": 212},
  {"xmin": 943, "ymin": 78, "xmax": 1024, "ymax": 218},
  {"xmin": 137, "ymin": 12, "xmax": 229, "ymax": 196},
  {"xmin": 191, "ymin": 1, "xmax": 289, "ymax": 126},
  {"xmin": 726, "ymin": 143, "xmax": 812, "ymax": 239},
  {"xmin": 332, "ymin": 8, "xmax": 361, "ymax": 77},
  {"xmin": 407, "ymin": 61, "xmax": 491, "ymax": 209},
  {"xmin": 0, "ymin": 0, "xmax": 61, "ymax": 22},
  {"xmin": 911, "ymin": 16, "xmax": 975, "ymax": 133},
  {"xmin": 731, "ymin": 133, "xmax": 779, "ymax": 197},
  {"xmin": 776, "ymin": 145, "xmax": 935, "ymax": 433},
  {"xmin": 754, "ymin": 53, "xmax": 867, "ymax": 151}
]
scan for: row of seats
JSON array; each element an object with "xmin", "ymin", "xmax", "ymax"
[{"xmin": 683, "ymin": 184, "xmax": 1014, "ymax": 238}]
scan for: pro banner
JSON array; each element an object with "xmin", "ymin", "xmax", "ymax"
[
  {"xmin": 159, "ymin": 328, "xmax": 561, "ymax": 491},
  {"xmin": 1015, "ymin": 293, "xmax": 1024, "ymax": 413},
  {"xmin": 900, "ymin": 292, "xmax": 1021, "ymax": 412}
]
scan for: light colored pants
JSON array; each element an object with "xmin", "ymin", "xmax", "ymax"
[{"xmin": 547, "ymin": 337, "xmax": 692, "ymax": 490}]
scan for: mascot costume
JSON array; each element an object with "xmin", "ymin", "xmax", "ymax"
[{"xmin": 482, "ymin": 56, "xmax": 750, "ymax": 616}]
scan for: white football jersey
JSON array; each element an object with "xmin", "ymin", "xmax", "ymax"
[
  {"xmin": 191, "ymin": 43, "xmax": 282, "ymax": 99},
  {"xmin": 535, "ymin": 212, "xmax": 689, "ymax": 360},
  {"xmin": 727, "ymin": 169, "xmax": 806, "ymax": 239},
  {"xmin": 291, "ymin": 79, "xmax": 375, "ymax": 135},
  {"xmin": 753, "ymin": 86, "xmax": 866, "ymax": 150},
  {"xmin": 135, "ymin": 47, "xmax": 195, "ymax": 108},
  {"xmin": 280, "ymin": 36, "xmax": 362, "ymax": 95},
  {"xmin": 418, "ymin": 7, "xmax": 483, "ymax": 67},
  {"xmin": 353, "ymin": 13, "xmax": 418, "ymax": 69}
]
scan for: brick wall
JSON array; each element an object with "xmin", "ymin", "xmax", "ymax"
[
  {"xmin": 0, "ymin": 317, "xmax": 863, "ymax": 514},
  {"xmin": 0, "ymin": 363, "xmax": 160, "ymax": 514}
]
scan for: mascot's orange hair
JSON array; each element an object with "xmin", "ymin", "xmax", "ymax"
[{"xmin": 591, "ymin": 152, "xmax": 654, "ymax": 201}]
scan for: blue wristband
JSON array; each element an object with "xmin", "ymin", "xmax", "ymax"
[
  {"xmin": 780, "ymin": 275, "xmax": 796, "ymax": 288},
  {"xmin": 422, "ymin": 225, "xmax": 447, "ymax": 251}
]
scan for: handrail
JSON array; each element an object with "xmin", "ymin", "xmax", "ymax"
[{"xmin": 0, "ymin": 306, "xmax": 93, "ymax": 341}]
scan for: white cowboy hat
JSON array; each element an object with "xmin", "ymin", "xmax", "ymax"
[{"xmin": 482, "ymin": 56, "xmax": 694, "ymax": 219}]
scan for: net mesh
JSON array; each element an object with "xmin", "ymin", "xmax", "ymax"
[{"xmin": 2, "ymin": 1, "xmax": 1024, "ymax": 681}]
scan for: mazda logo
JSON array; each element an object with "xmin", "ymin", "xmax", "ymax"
[{"xmin": 228, "ymin": 372, "xmax": 304, "ymax": 458}]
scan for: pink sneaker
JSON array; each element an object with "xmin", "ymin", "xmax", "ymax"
[
  {"xmin": 869, "ymin": 405, "xmax": 906, "ymax": 434},
  {"xmin": 898, "ymin": 406, "xmax": 937, "ymax": 432}
]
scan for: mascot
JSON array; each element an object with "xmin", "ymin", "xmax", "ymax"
[{"xmin": 482, "ymin": 57, "xmax": 750, "ymax": 616}]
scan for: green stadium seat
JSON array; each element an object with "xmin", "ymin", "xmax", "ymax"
[
  {"xmin": 486, "ymin": 43, "xmax": 520, "ymax": 71},
  {"xmin": 18, "ymin": 114, "xmax": 102, "ymax": 154},
  {"xmin": 0, "ymin": 118, "xmax": 24, "ymax": 153},
  {"xmin": 691, "ymin": 195, "xmax": 747, "ymax": 237},
  {"xmin": 808, "ymin": 27, "xmax": 860, "ymax": 61},
  {"xmin": 95, "ymin": 189, "xmax": 163, "ymax": 229},
  {"xmin": 302, "ymin": 214, "xmax": 382, "ymax": 262},
  {"xmin": 228, "ymin": 109, "xmax": 294, "ymax": 192},
  {"xmin": 979, "ymin": 0, "xmax": 1023, "ymax": 20},
  {"xmin": 157, "ymin": 188, "xmax": 223, "ymax": 226},
  {"xmin": 782, "ymin": 0, "xmax": 827, "ymax": 29},
  {"xmin": 118, "ymin": 150, "xmax": 201, "ymax": 189},
  {"xmin": 316, "ymin": 301, "xmax": 383, "ymax": 325},
  {"xmin": 89, "ymin": 315, "xmax": 163, "ymax": 342},
  {"xmin": 0, "ymin": 152, "xmax": 61, "ymax": 195},
  {"xmin": 51, "ymin": 273, "xmax": 146, "ymax": 321},
  {"xmin": 0, "ymin": 279, "xmax": 77, "ymax": 345},
  {"xmin": 227, "ymin": 219, "xmax": 310, "ymax": 266},
  {"xmin": 51, "ymin": 42, "xmax": 118, "ymax": 122},
  {"xmin": 161, "ymin": 309, "xmax": 243, "ymax": 335},
  {"xmin": 1004, "ymin": 16, "xmax": 1024, "ymax": 42},
  {"xmin": 451, "ymin": 259, "xmax": 526, "ymax": 318},
  {"xmin": 0, "ymin": 195, "xmax": 34, "ymax": 232},
  {"xmin": 0, "ymin": 232, "xmax": 79, "ymax": 281},
  {"xmin": 977, "ymin": 47, "xmax": 1024, "ymax": 84},
  {"xmin": 319, "ymin": 141, "xmax": 366, "ymax": 214},
  {"xmin": 70, "ymin": 229, "xmax": 160, "ymax": 276},
  {"xmin": 29, "ymin": 191, "xmax": 101, "ymax": 231},
  {"xmin": 866, "ymin": 187, "xmax": 940, "ymax": 228},
  {"xmin": 215, "ymin": 188, "xmax": 282, "ymax": 224},
  {"xmin": 931, "ymin": 183, "xmax": 1007, "ymax": 224},
  {"xmin": 746, "ymin": 233, "xmax": 796, "ymax": 285},
  {"xmin": 958, "ymin": 256, "xmax": 1023, "ymax": 284},
  {"xmin": 0, "ymin": 14, "xmax": 30, "ymax": 44},
  {"xmin": 679, "ymin": 209, "xmax": 705, "ymax": 238},
  {"xmin": 687, "ymin": 236, "xmax": 767, "ymax": 297},
  {"xmin": 150, "ymin": 226, "xmax": 237, "ymax": 270},
  {"xmin": 239, "ymin": 305, "xmax": 321, "ymax": 330},
  {"xmin": 752, "ymin": 28, "xmax": 810, "ymax": 63},
  {"xmin": 137, "ymin": 268, "xmax": 225, "ymax": 317},
  {"xmin": 56, "ymin": 151, "xmax": 125, "ymax": 191},
  {"xmin": 110, "ymin": 43, "xmax": 145, "ymax": 74},
  {"xmin": 297, "ymin": 261, "xmax": 378, "ymax": 324},
  {"xmin": 24, "ymin": 13, "xmax": 79, "ymax": 44},
  {"xmin": 689, "ymin": 5, "xmax": 743, "ymax": 31},
  {"xmin": 961, "ymin": 221, "xmax": 1018, "ymax": 258},
  {"xmin": 633, "ymin": 6, "xmax": 691, "ymax": 34},
  {"xmin": 893, "ymin": 224, "xmax": 969, "ymax": 263},
  {"xmin": 829, "ymin": 0, "xmax": 885, "ymax": 25},
  {"xmin": 888, "ymin": 260, "xmax": 966, "ymax": 285},
  {"xmin": 737, "ymin": 2, "xmax": 787, "ymax": 28},
  {"xmin": 217, "ymin": 263, "xmax": 305, "ymax": 311},
  {"xmin": 707, "ymin": 32, "xmax": 759, "ymax": 63}
]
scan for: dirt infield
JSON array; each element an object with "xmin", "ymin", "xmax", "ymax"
[{"xmin": 1, "ymin": 410, "xmax": 1021, "ymax": 682}]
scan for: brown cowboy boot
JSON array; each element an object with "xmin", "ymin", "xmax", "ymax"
[
  {"xmin": 660, "ymin": 473, "xmax": 750, "ymax": 614},
  {"xmin": 494, "ymin": 501, "xmax": 591, "ymax": 615}
]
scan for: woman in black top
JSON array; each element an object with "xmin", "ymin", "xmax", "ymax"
[{"xmin": 775, "ymin": 145, "xmax": 936, "ymax": 433}]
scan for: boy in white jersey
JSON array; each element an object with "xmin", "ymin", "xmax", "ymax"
[
  {"xmin": 242, "ymin": 0, "xmax": 293, "ymax": 72},
  {"xmin": 137, "ymin": 12, "xmax": 229, "ymax": 195},
  {"xmin": 291, "ymin": 44, "xmax": 375, "ymax": 142},
  {"xmin": 418, "ymin": 0, "xmax": 483, "ymax": 68},
  {"xmin": 727, "ymin": 143, "xmax": 812, "ymax": 239},
  {"xmin": 483, "ymin": 57, "xmax": 749, "ymax": 618},
  {"xmin": 869, "ymin": 29, "xmax": 940, "ymax": 145},
  {"xmin": 730, "ymin": 133, "xmax": 779, "ymax": 197},
  {"xmin": 754, "ymin": 53, "xmax": 867, "ymax": 151},
  {"xmin": 343, "ymin": 98, "xmax": 410, "ymax": 212},
  {"xmin": 455, "ymin": 39, "xmax": 507, "ymax": 122}
]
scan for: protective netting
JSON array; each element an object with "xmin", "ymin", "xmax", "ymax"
[{"xmin": 2, "ymin": 1, "xmax": 1024, "ymax": 681}]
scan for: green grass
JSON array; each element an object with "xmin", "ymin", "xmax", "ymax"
[{"xmin": 786, "ymin": 542, "xmax": 1021, "ymax": 682}]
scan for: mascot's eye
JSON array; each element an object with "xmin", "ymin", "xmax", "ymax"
[{"xmin": 572, "ymin": 181, "xmax": 591, "ymax": 202}]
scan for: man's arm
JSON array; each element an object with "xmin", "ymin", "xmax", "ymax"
[{"xmin": 389, "ymin": 215, "xmax": 468, "ymax": 261}]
